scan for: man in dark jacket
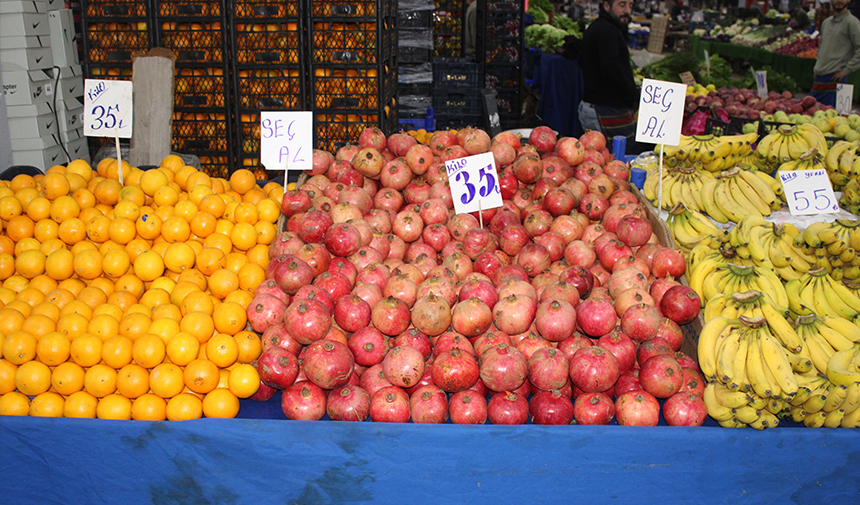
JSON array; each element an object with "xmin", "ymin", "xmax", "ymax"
[{"xmin": 578, "ymin": 0, "xmax": 643, "ymax": 153}]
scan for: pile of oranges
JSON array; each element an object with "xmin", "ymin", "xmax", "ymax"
[{"xmin": 0, "ymin": 156, "xmax": 284, "ymax": 422}]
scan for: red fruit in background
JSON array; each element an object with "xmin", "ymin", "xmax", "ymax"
[
  {"xmin": 386, "ymin": 132, "xmax": 418, "ymax": 157},
  {"xmin": 651, "ymin": 248, "xmax": 686, "ymax": 279},
  {"xmin": 575, "ymin": 298, "xmax": 617, "ymax": 337},
  {"xmin": 512, "ymin": 153, "xmax": 544, "ymax": 184},
  {"xmin": 301, "ymin": 340, "xmax": 355, "ymax": 390},
  {"xmin": 556, "ymin": 136, "xmax": 586, "ymax": 165},
  {"xmin": 370, "ymin": 386, "xmax": 411, "ymax": 423},
  {"xmin": 597, "ymin": 329, "xmax": 637, "ymax": 372},
  {"xmin": 660, "ymin": 285, "xmax": 701, "ymax": 325},
  {"xmin": 431, "ymin": 348, "xmax": 480, "ymax": 393},
  {"xmin": 409, "ymin": 385, "xmax": 449, "ymax": 423},
  {"xmin": 382, "ymin": 345, "xmax": 425, "ymax": 388},
  {"xmin": 348, "ymin": 327, "xmax": 389, "ymax": 367},
  {"xmin": 311, "ymin": 149, "xmax": 334, "ymax": 176},
  {"xmin": 281, "ymin": 189, "xmax": 313, "ymax": 217},
  {"xmin": 663, "ymin": 391, "xmax": 708, "ymax": 426},
  {"xmin": 326, "ymin": 384, "xmax": 372, "ymax": 422},
  {"xmin": 428, "ymin": 130, "xmax": 457, "ymax": 156},
  {"xmin": 679, "ymin": 367, "xmax": 706, "ymax": 398},
  {"xmin": 480, "ymin": 343, "xmax": 529, "ymax": 393},
  {"xmin": 372, "ymin": 296, "xmax": 412, "ymax": 336},
  {"xmin": 256, "ymin": 347, "xmax": 300, "ymax": 390},
  {"xmin": 449, "ymin": 390, "xmax": 489, "ymax": 424},
  {"xmin": 639, "ymin": 354, "xmax": 683, "ymax": 398},
  {"xmin": 649, "ymin": 277, "xmax": 681, "ymax": 308},
  {"xmin": 249, "ymin": 382, "xmax": 276, "ymax": 402},
  {"xmin": 580, "ymin": 130, "xmax": 607, "ymax": 151},
  {"xmin": 334, "ymin": 293, "xmax": 372, "ymax": 333},
  {"xmin": 529, "ymin": 126, "xmax": 558, "ymax": 153},
  {"xmin": 569, "ymin": 346, "xmax": 620, "ymax": 393},
  {"xmin": 282, "ymin": 381, "xmax": 327, "ymax": 421},
  {"xmin": 615, "ymin": 391, "xmax": 660, "ymax": 426},
  {"xmin": 615, "ymin": 215, "xmax": 653, "ymax": 247},
  {"xmin": 529, "ymin": 390, "xmax": 575, "ymax": 425},
  {"xmin": 620, "ymin": 303, "xmax": 662, "ymax": 342},
  {"xmin": 247, "ymin": 294, "xmax": 288, "ymax": 333},
  {"xmin": 614, "ymin": 369, "xmax": 643, "ymax": 396},
  {"xmin": 527, "ymin": 347, "xmax": 570, "ymax": 391},
  {"xmin": 579, "ymin": 193, "xmax": 610, "ymax": 220},
  {"xmin": 359, "ymin": 364, "xmax": 392, "ymax": 398},
  {"xmin": 394, "ymin": 328, "xmax": 432, "ymax": 360},
  {"xmin": 657, "ymin": 318, "xmax": 685, "ymax": 352},
  {"xmin": 358, "ymin": 126, "xmax": 386, "ymax": 151},
  {"xmin": 559, "ymin": 264, "xmax": 595, "ymax": 298},
  {"xmin": 284, "ymin": 298, "xmax": 332, "ymax": 345},
  {"xmin": 274, "ymin": 257, "xmax": 315, "ymax": 295},
  {"xmin": 573, "ymin": 391, "xmax": 616, "ymax": 425},
  {"xmin": 674, "ymin": 351, "xmax": 698, "ymax": 371},
  {"xmin": 637, "ymin": 336, "xmax": 674, "ymax": 364},
  {"xmin": 488, "ymin": 391, "xmax": 529, "ymax": 425}
]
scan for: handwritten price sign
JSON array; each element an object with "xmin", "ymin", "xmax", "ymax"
[
  {"xmin": 260, "ymin": 111, "xmax": 312, "ymax": 171},
  {"xmin": 778, "ymin": 169, "xmax": 839, "ymax": 216},
  {"xmin": 836, "ymin": 84, "xmax": 854, "ymax": 116},
  {"xmin": 635, "ymin": 79, "xmax": 687, "ymax": 146},
  {"xmin": 445, "ymin": 152, "xmax": 503, "ymax": 215},
  {"xmin": 754, "ymin": 70, "xmax": 768, "ymax": 100},
  {"xmin": 84, "ymin": 79, "xmax": 132, "ymax": 138}
]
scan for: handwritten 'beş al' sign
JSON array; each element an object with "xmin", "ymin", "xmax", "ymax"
[
  {"xmin": 84, "ymin": 79, "xmax": 133, "ymax": 138},
  {"xmin": 635, "ymin": 79, "xmax": 686, "ymax": 147},
  {"xmin": 260, "ymin": 111, "xmax": 312, "ymax": 171}
]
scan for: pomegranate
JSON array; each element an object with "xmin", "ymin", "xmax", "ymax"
[
  {"xmin": 557, "ymin": 333, "xmax": 594, "ymax": 361},
  {"xmin": 381, "ymin": 345, "xmax": 425, "ymax": 388},
  {"xmin": 369, "ymin": 386, "xmax": 411, "ymax": 422},
  {"xmin": 515, "ymin": 243, "xmax": 552, "ymax": 277},
  {"xmin": 680, "ymin": 367, "xmax": 706, "ymax": 398},
  {"xmin": 249, "ymin": 382, "xmax": 276, "ymax": 402},
  {"xmin": 387, "ymin": 132, "xmax": 417, "ymax": 157},
  {"xmin": 663, "ymin": 391, "xmax": 708, "ymax": 426},
  {"xmin": 615, "ymin": 369, "xmax": 644, "ymax": 396},
  {"xmin": 651, "ymin": 248, "xmax": 687, "ymax": 279},
  {"xmin": 555, "ymin": 136, "xmax": 585, "ymax": 165},
  {"xmin": 639, "ymin": 354, "xmax": 684, "ymax": 398},
  {"xmin": 660, "ymin": 285, "xmax": 702, "ymax": 325},
  {"xmin": 334, "ymin": 294, "xmax": 372, "ymax": 333},
  {"xmin": 512, "ymin": 153, "xmax": 544, "ymax": 184},
  {"xmin": 559, "ymin": 265, "xmax": 595, "ymax": 299},
  {"xmin": 534, "ymin": 298, "xmax": 577, "ymax": 342},
  {"xmin": 348, "ymin": 327, "xmax": 389, "ymax": 366},
  {"xmin": 487, "ymin": 391, "xmax": 529, "ymax": 425},
  {"xmin": 596, "ymin": 329, "xmax": 637, "ymax": 372},
  {"xmin": 359, "ymin": 364, "xmax": 392, "ymax": 398},
  {"xmin": 492, "ymin": 293, "xmax": 537, "ymax": 335},
  {"xmin": 657, "ymin": 318, "xmax": 685, "ymax": 351},
  {"xmin": 479, "ymin": 343, "xmax": 528, "ymax": 392},
  {"xmin": 326, "ymin": 384, "xmax": 371, "ymax": 422},
  {"xmin": 262, "ymin": 323, "xmax": 302, "ymax": 356},
  {"xmin": 527, "ymin": 347, "xmax": 570, "ymax": 391},
  {"xmin": 573, "ymin": 392, "xmax": 616, "ymax": 425},
  {"xmin": 449, "ymin": 390, "xmax": 489, "ymax": 424},
  {"xmin": 462, "ymin": 127, "xmax": 492, "ymax": 155},
  {"xmin": 247, "ymin": 294, "xmax": 288, "ymax": 333},
  {"xmin": 569, "ymin": 346, "xmax": 620, "ymax": 393},
  {"xmin": 255, "ymin": 347, "xmax": 300, "ymax": 390},
  {"xmin": 615, "ymin": 391, "xmax": 661, "ymax": 426},
  {"xmin": 394, "ymin": 328, "xmax": 432, "ymax": 360},
  {"xmin": 431, "ymin": 348, "xmax": 480, "ymax": 393},
  {"xmin": 409, "ymin": 385, "xmax": 449, "ymax": 423},
  {"xmin": 450, "ymin": 298, "xmax": 493, "ymax": 337},
  {"xmin": 615, "ymin": 215, "xmax": 653, "ymax": 248},
  {"xmin": 274, "ymin": 257, "xmax": 315, "ymax": 295},
  {"xmin": 578, "ymin": 193, "xmax": 610, "ymax": 220},
  {"xmin": 529, "ymin": 126, "xmax": 557, "ymax": 153},
  {"xmin": 649, "ymin": 277, "xmax": 681, "ymax": 309},
  {"xmin": 580, "ymin": 130, "xmax": 606, "ymax": 151},
  {"xmin": 620, "ymin": 303, "xmax": 662, "ymax": 342},
  {"xmin": 281, "ymin": 381, "xmax": 327, "ymax": 421},
  {"xmin": 302, "ymin": 340, "xmax": 354, "ymax": 389},
  {"xmin": 410, "ymin": 294, "xmax": 452, "ymax": 337},
  {"xmin": 324, "ymin": 222, "xmax": 363, "ymax": 258},
  {"xmin": 371, "ymin": 296, "xmax": 412, "ymax": 336},
  {"xmin": 529, "ymin": 390, "xmax": 575, "ymax": 425},
  {"xmin": 405, "ymin": 143, "xmax": 435, "ymax": 175},
  {"xmin": 575, "ymin": 298, "xmax": 617, "ymax": 337},
  {"xmin": 284, "ymin": 298, "xmax": 332, "ymax": 345},
  {"xmin": 255, "ymin": 279, "xmax": 290, "ymax": 305}
]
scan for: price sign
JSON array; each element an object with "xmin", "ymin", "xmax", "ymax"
[
  {"xmin": 778, "ymin": 169, "xmax": 840, "ymax": 216},
  {"xmin": 679, "ymin": 72, "xmax": 697, "ymax": 86},
  {"xmin": 635, "ymin": 79, "xmax": 687, "ymax": 146},
  {"xmin": 445, "ymin": 152, "xmax": 503, "ymax": 215},
  {"xmin": 260, "ymin": 111, "xmax": 312, "ymax": 171},
  {"xmin": 84, "ymin": 79, "xmax": 132, "ymax": 138},
  {"xmin": 754, "ymin": 70, "xmax": 768, "ymax": 100},
  {"xmin": 836, "ymin": 83, "xmax": 854, "ymax": 116}
]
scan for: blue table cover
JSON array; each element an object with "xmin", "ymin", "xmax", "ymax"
[
  {"xmin": 2, "ymin": 394, "xmax": 859, "ymax": 504},
  {"xmin": 535, "ymin": 53, "xmax": 585, "ymax": 140}
]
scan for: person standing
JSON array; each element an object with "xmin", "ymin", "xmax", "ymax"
[
  {"xmin": 578, "ymin": 0, "xmax": 642, "ymax": 151},
  {"xmin": 464, "ymin": 0, "xmax": 478, "ymax": 59},
  {"xmin": 811, "ymin": 0, "xmax": 860, "ymax": 107}
]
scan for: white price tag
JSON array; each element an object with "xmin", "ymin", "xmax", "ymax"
[
  {"xmin": 635, "ymin": 79, "xmax": 687, "ymax": 146},
  {"xmin": 754, "ymin": 70, "xmax": 768, "ymax": 100},
  {"xmin": 836, "ymin": 83, "xmax": 854, "ymax": 116},
  {"xmin": 84, "ymin": 79, "xmax": 132, "ymax": 138},
  {"xmin": 778, "ymin": 169, "xmax": 840, "ymax": 216},
  {"xmin": 445, "ymin": 152, "xmax": 503, "ymax": 215},
  {"xmin": 260, "ymin": 111, "xmax": 312, "ymax": 171}
]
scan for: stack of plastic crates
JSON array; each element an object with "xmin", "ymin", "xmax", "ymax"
[
  {"xmin": 80, "ymin": 0, "xmax": 153, "ymax": 154},
  {"xmin": 432, "ymin": 58, "xmax": 483, "ymax": 130},
  {"xmin": 308, "ymin": 0, "xmax": 399, "ymax": 152},
  {"xmin": 156, "ymin": 0, "xmax": 233, "ymax": 177},
  {"xmin": 231, "ymin": 0, "xmax": 306, "ymax": 175},
  {"xmin": 433, "ymin": 0, "xmax": 461, "ymax": 57},
  {"xmin": 476, "ymin": 0, "xmax": 524, "ymax": 129},
  {"xmin": 397, "ymin": 0, "xmax": 435, "ymax": 127}
]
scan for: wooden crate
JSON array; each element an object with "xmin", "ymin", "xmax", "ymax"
[{"xmin": 647, "ymin": 16, "xmax": 668, "ymax": 54}]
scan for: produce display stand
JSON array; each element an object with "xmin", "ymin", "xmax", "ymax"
[
  {"xmin": 690, "ymin": 36, "xmax": 860, "ymax": 101},
  {"xmin": 2, "ymin": 414, "xmax": 858, "ymax": 503}
]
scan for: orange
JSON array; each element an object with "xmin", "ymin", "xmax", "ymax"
[
  {"xmin": 169, "ymin": 281, "xmax": 200, "ymax": 308},
  {"xmin": 64, "ymin": 390, "xmax": 98, "ymax": 417},
  {"xmin": 238, "ymin": 263, "xmax": 266, "ymax": 292},
  {"xmin": 229, "ymin": 169, "xmax": 257, "ymax": 195},
  {"xmin": 93, "ymin": 178, "xmax": 122, "ymax": 206},
  {"xmin": 15, "ymin": 186, "xmax": 39, "ymax": 207},
  {"xmin": 163, "ymin": 242, "xmax": 196, "ymax": 273},
  {"xmin": 0, "ymin": 253, "xmax": 15, "ymax": 280},
  {"xmin": 41, "ymin": 172, "xmax": 72, "ymax": 200},
  {"xmin": 119, "ymin": 312, "xmax": 151, "ymax": 341},
  {"xmin": 153, "ymin": 205, "xmax": 174, "ymax": 223},
  {"xmin": 227, "ymin": 363, "xmax": 260, "ymax": 398},
  {"xmin": 187, "ymin": 172, "xmax": 213, "ymax": 190},
  {"xmin": 71, "ymin": 188, "xmax": 96, "ymax": 211},
  {"xmin": 77, "ymin": 285, "xmax": 108, "ymax": 309},
  {"xmin": 59, "ymin": 300, "xmax": 93, "ymax": 321},
  {"xmin": 148, "ymin": 318, "xmax": 180, "ymax": 342},
  {"xmin": 0, "ymin": 196, "xmax": 23, "ymax": 221},
  {"xmin": 7, "ymin": 215, "xmax": 36, "ymax": 242},
  {"xmin": 0, "ymin": 286, "xmax": 15, "ymax": 304},
  {"xmin": 57, "ymin": 217, "xmax": 86, "ymax": 245},
  {"xmin": 132, "ymin": 334, "xmax": 166, "ymax": 368},
  {"xmin": 0, "ymin": 391, "xmax": 31, "ymax": 416},
  {"xmin": 2, "ymin": 330, "xmax": 37, "ymax": 365},
  {"xmin": 189, "ymin": 212, "xmax": 217, "ymax": 238},
  {"xmin": 150, "ymin": 276, "xmax": 177, "ymax": 294},
  {"xmin": 174, "ymin": 166, "xmax": 197, "ymax": 190},
  {"xmin": 91, "ymin": 303, "xmax": 122, "ymax": 322},
  {"xmin": 233, "ymin": 202, "xmax": 259, "ymax": 225},
  {"xmin": 5, "ymin": 299, "xmax": 32, "ymax": 318},
  {"xmin": 29, "ymin": 391, "xmax": 65, "ymax": 417},
  {"xmin": 31, "ymin": 300, "xmax": 60, "ymax": 321},
  {"xmin": 89, "ymin": 277, "xmax": 116, "ymax": 298},
  {"xmin": 135, "ymin": 212, "xmax": 163, "ymax": 240},
  {"xmin": 234, "ymin": 331, "xmax": 263, "ymax": 364},
  {"xmin": 253, "ymin": 221, "xmax": 276, "ymax": 246},
  {"xmin": 4, "ymin": 275, "xmax": 31, "ymax": 294},
  {"xmin": 101, "ymin": 335, "xmax": 133, "ymax": 368},
  {"xmin": 118, "ymin": 185, "xmax": 146, "ymax": 207},
  {"xmin": 66, "ymin": 159, "xmax": 93, "ymax": 180},
  {"xmin": 11, "ymin": 173, "xmax": 37, "ymax": 192},
  {"xmin": 104, "ymin": 159, "xmax": 132, "ymax": 182},
  {"xmin": 203, "ymin": 233, "xmax": 233, "ymax": 256},
  {"xmin": 51, "ymin": 361, "xmax": 86, "ymax": 396},
  {"xmin": 152, "ymin": 303, "xmax": 182, "ymax": 323},
  {"xmin": 150, "ymin": 240, "xmax": 171, "ymax": 257},
  {"xmin": 56, "ymin": 313, "xmax": 89, "ymax": 340},
  {"xmin": 116, "ymin": 363, "xmax": 150, "ymax": 398},
  {"xmin": 97, "ymin": 394, "xmax": 132, "ymax": 420},
  {"xmin": 256, "ymin": 198, "xmax": 281, "ymax": 224},
  {"xmin": 49, "ymin": 195, "xmax": 81, "ymax": 223},
  {"xmin": 15, "ymin": 249, "xmax": 46, "ymax": 279},
  {"xmin": 180, "ymin": 290, "xmax": 215, "ymax": 316},
  {"xmin": 26, "ymin": 196, "xmax": 51, "ymax": 221},
  {"xmin": 242, "ymin": 188, "xmax": 267, "ymax": 205},
  {"xmin": 122, "ymin": 170, "xmax": 145, "ymax": 189},
  {"xmin": 177, "ymin": 269, "xmax": 207, "ymax": 291},
  {"xmin": 16, "ymin": 286, "xmax": 45, "ymax": 307},
  {"xmin": 195, "ymin": 247, "xmax": 226, "ymax": 277},
  {"xmin": 153, "ymin": 185, "xmax": 179, "ymax": 208},
  {"xmin": 134, "ymin": 250, "xmax": 165, "ymax": 282},
  {"xmin": 46, "ymin": 287, "xmax": 75, "ymax": 307},
  {"xmin": 102, "ymin": 249, "xmax": 131, "ymax": 279},
  {"xmin": 224, "ymin": 252, "xmax": 250, "ymax": 274},
  {"xmin": 200, "ymin": 194, "xmax": 226, "ymax": 218},
  {"xmin": 139, "ymin": 169, "xmax": 170, "ymax": 197},
  {"xmin": 180, "ymin": 311, "xmax": 215, "ymax": 344},
  {"xmin": 109, "ymin": 289, "xmax": 138, "ymax": 312},
  {"xmin": 57, "ymin": 277, "xmax": 87, "ymax": 297},
  {"xmin": 39, "ymin": 238, "xmax": 66, "ymax": 257},
  {"xmin": 208, "ymin": 269, "xmax": 239, "ymax": 300},
  {"xmin": 14, "ymin": 237, "xmax": 41, "ymax": 256},
  {"xmin": 160, "ymin": 154, "xmax": 185, "ymax": 172},
  {"xmin": 115, "ymin": 273, "xmax": 145, "ymax": 299},
  {"xmin": 108, "ymin": 217, "xmax": 137, "ymax": 245},
  {"xmin": 224, "ymin": 290, "xmax": 253, "ymax": 308},
  {"xmin": 174, "ymin": 199, "xmax": 199, "ymax": 222},
  {"xmin": 98, "ymin": 239, "xmax": 125, "ymax": 256},
  {"xmin": 113, "ymin": 200, "xmax": 140, "ymax": 221},
  {"xmin": 131, "ymin": 393, "xmax": 167, "ymax": 420},
  {"xmin": 84, "ymin": 364, "xmax": 117, "ymax": 397},
  {"xmin": 166, "ymin": 332, "xmax": 200, "ymax": 366},
  {"xmin": 44, "ymin": 248, "xmax": 75, "ymax": 281},
  {"xmin": 149, "ymin": 362, "xmax": 185, "ymax": 398},
  {"xmin": 183, "ymin": 358, "xmax": 219, "ymax": 394},
  {"xmin": 139, "ymin": 287, "xmax": 171, "ymax": 311},
  {"xmin": 15, "ymin": 360, "xmax": 52, "ymax": 395},
  {"xmin": 205, "ymin": 333, "xmax": 239, "ymax": 368},
  {"xmin": 35, "ymin": 331, "xmax": 71, "ymax": 366},
  {"xmin": 166, "ymin": 392, "xmax": 203, "ymax": 421},
  {"xmin": 125, "ymin": 303, "xmax": 151, "ymax": 316},
  {"xmin": 70, "ymin": 240, "xmax": 97, "ymax": 256},
  {"xmin": 70, "ymin": 334, "xmax": 103, "ymax": 367},
  {"xmin": 27, "ymin": 275, "xmax": 58, "ymax": 296},
  {"xmin": 202, "ymin": 388, "xmax": 239, "ymax": 418},
  {"xmin": 215, "ymin": 218, "xmax": 234, "ymax": 237},
  {"xmin": 65, "ymin": 173, "xmax": 88, "ymax": 193},
  {"xmin": 73, "ymin": 249, "xmax": 103, "ymax": 280},
  {"xmin": 0, "ymin": 360, "xmax": 17, "ymax": 394},
  {"xmin": 124, "ymin": 238, "xmax": 151, "ymax": 262}
]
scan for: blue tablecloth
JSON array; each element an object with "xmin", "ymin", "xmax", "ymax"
[
  {"xmin": 534, "ymin": 53, "xmax": 585, "ymax": 140},
  {"xmin": 2, "ymin": 400, "xmax": 859, "ymax": 504}
]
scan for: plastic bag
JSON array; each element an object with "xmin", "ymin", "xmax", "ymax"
[{"xmin": 682, "ymin": 109, "xmax": 709, "ymax": 136}]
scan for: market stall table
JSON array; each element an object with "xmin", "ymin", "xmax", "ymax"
[{"xmin": 2, "ymin": 399, "xmax": 859, "ymax": 504}]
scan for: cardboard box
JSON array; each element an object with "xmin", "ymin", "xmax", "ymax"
[
  {"xmin": 1, "ymin": 64, "xmax": 54, "ymax": 106},
  {"xmin": 4, "ymin": 101, "xmax": 55, "ymax": 120},
  {"xmin": 12, "ymin": 144, "xmax": 67, "ymax": 169},
  {"xmin": 0, "ymin": 1, "xmax": 48, "ymax": 14},
  {"xmin": 7, "ymin": 109, "xmax": 61, "ymax": 140},
  {"xmin": 52, "ymin": 66, "xmax": 84, "ymax": 107},
  {"xmin": 66, "ymin": 137, "xmax": 90, "ymax": 161},
  {"xmin": 58, "ymin": 127, "xmax": 82, "ymax": 143},
  {"xmin": 0, "ymin": 35, "xmax": 49, "ymax": 50},
  {"xmin": 46, "ymin": 0, "xmax": 63, "ymax": 11},
  {"xmin": 11, "ymin": 133, "xmax": 60, "ymax": 151},
  {"xmin": 58, "ymin": 101, "xmax": 84, "ymax": 130},
  {"xmin": 0, "ymin": 47, "xmax": 54, "ymax": 70},
  {"xmin": 49, "ymin": 9, "xmax": 78, "ymax": 67},
  {"xmin": 0, "ymin": 13, "xmax": 51, "ymax": 37}
]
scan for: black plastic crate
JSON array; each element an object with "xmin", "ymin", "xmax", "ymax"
[
  {"xmin": 398, "ymin": 82, "xmax": 432, "ymax": 96},
  {"xmin": 435, "ymin": 113, "xmax": 483, "ymax": 130},
  {"xmin": 485, "ymin": 11, "xmax": 521, "ymax": 38},
  {"xmin": 196, "ymin": 155, "xmax": 233, "ymax": 178},
  {"xmin": 235, "ymin": 67, "xmax": 305, "ymax": 110},
  {"xmin": 157, "ymin": 1, "xmax": 222, "ymax": 17},
  {"xmin": 433, "ymin": 10, "xmax": 461, "ymax": 36},
  {"xmin": 398, "ymin": 10, "xmax": 432, "ymax": 27},
  {"xmin": 157, "ymin": 21, "xmax": 226, "ymax": 63},
  {"xmin": 309, "ymin": 65, "xmax": 395, "ymax": 110},
  {"xmin": 309, "ymin": 18, "xmax": 397, "ymax": 65},
  {"xmin": 171, "ymin": 111, "xmax": 231, "ymax": 152},
  {"xmin": 311, "ymin": 0, "xmax": 397, "ymax": 19},
  {"xmin": 399, "ymin": 46, "xmax": 431, "ymax": 63},
  {"xmin": 433, "ymin": 57, "xmax": 481, "ymax": 88},
  {"xmin": 233, "ymin": 21, "xmax": 302, "ymax": 65},
  {"xmin": 487, "ymin": 0, "xmax": 520, "ymax": 12},
  {"xmin": 705, "ymin": 117, "xmax": 731, "ymax": 136},
  {"xmin": 494, "ymin": 86, "xmax": 520, "ymax": 116},
  {"xmin": 174, "ymin": 67, "xmax": 229, "ymax": 108},
  {"xmin": 484, "ymin": 39, "xmax": 520, "ymax": 64},
  {"xmin": 484, "ymin": 63, "xmax": 521, "ymax": 89},
  {"xmin": 433, "ymin": 87, "xmax": 482, "ymax": 115},
  {"xmin": 85, "ymin": 0, "xmax": 149, "ymax": 18},
  {"xmin": 314, "ymin": 101, "xmax": 398, "ymax": 153},
  {"xmin": 85, "ymin": 22, "xmax": 150, "ymax": 64},
  {"xmin": 234, "ymin": 0, "xmax": 301, "ymax": 18}
]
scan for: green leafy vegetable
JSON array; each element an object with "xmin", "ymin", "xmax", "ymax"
[
  {"xmin": 640, "ymin": 52, "xmax": 702, "ymax": 83},
  {"xmin": 528, "ymin": 6, "xmax": 549, "ymax": 24},
  {"xmin": 552, "ymin": 15, "xmax": 581, "ymax": 37},
  {"xmin": 525, "ymin": 23, "xmax": 568, "ymax": 53}
]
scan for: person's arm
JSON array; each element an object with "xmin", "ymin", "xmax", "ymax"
[
  {"xmin": 594, "ymin": 30, "xmax": 639, "ymax": 104},
  {"xmin": 838, "ymin": 19, "xmax": 860, "ymax": 77}
]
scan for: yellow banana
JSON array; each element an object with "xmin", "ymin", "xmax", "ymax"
[
  {"xmin": 841, "ymin": 404, "xmax": 860, "ymax": 427},
  {"xmin": 732, "ymin": 405, "xmax": 762, "ymax": 424},
  {"xmin": 804, "ymin": 392, "xmax": 828, "ymax": 414},
  {"xmin": 823, "ymin": 384, "xmax": 850, "ymax": 412},
  {"xmin": 713, "ymin": 381, "xmax": 750, "ymax": 409},
  {"xmin": 760, "ymin": 302, "xmax": 803, "ymax": 354},
  {"xmin": 700, "ymin": 176, "xmax": 730, "ymax": 223},
  {"xmin": 817, "ymin": 322, "xmax": 857, "ymax": 351},
  {"xmin": 823, "ymin": 408, "xmax": 845, "ymax": 427},
  {"xmin": 803, "ymin": 410, "xmax": 828, "ymax": 427},
  {"xmin": 703, "ymin": 382, "xmax": 735, "ymax": 422},
  {"xmin": 838, "ymin": 381, "xmax": 860, "ymax": 412},
  {"xmin": 826, "ymin": 343, "xmax": 860, "ymax": 386},
  {"xmin": 760, "ymin": 330, "xmax": 799, "ymax": 396},
  {"xmin": 697, "ymin": 316, "xmax": 733, "ymax": 381},
  {"xmin": 716, "ymin": 330, "xmax": 741, "ymax": 386}
]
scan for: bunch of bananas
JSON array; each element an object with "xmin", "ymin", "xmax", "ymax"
[
  {"xmin": 778, "ymin": 147, "xmax": 851, "ymax": 189},
  {"xmin": 659, "ymin": 132, "xmax": 758, "ymax": 173},
  {"xmin": 755, "ymin": 123, "xmax": 829, "ymax": 172},
  {"xmin": 823, "ymin": 140, "xmax": 860, "ymax": 190},
  {"xmin": 785, "ymin": 267, "xmax": 860, "ymax": 319},
  {"xmin": 665, "ymin": 203, "xmax": 724, "ymax": 252},
  {"xmin": 703, "ymin": 290, "xmax": 790, "ymax": 323},
  {"xmin": 687, "ymin": 242, "xmax": 753, "ymax": 276},
  {"xmin": 701, "ymin": 167, "xmax": 782, "ymax": 223},
  {"xmin": 839, "ymin": 178, "xmax": 860, "ymax": 215},
  {"xmin": 827, "ymin": 343, "xmax": 860, "ymax": 387},
  {"xmin": 689, "ymin": 260, "xmax": 788, "ymax": 308},
  {"xmin": 792, "ymin": 220, "xmax": 860, "ymax": 282},
  {"xmin": 795, "ymin": 314, "xmax": 860, "ymax": 374},
  {"xmin": 642, "ymin": 165, "xmax": 716, "ymax": 211},
  {"xmin": 720, "ymin": 215, "xmax": 812, "ymax": 281}
]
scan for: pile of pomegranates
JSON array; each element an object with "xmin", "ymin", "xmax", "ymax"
[{"xmin": 246, "ymin": 125, "xmax": 707, "ymax": 427}]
